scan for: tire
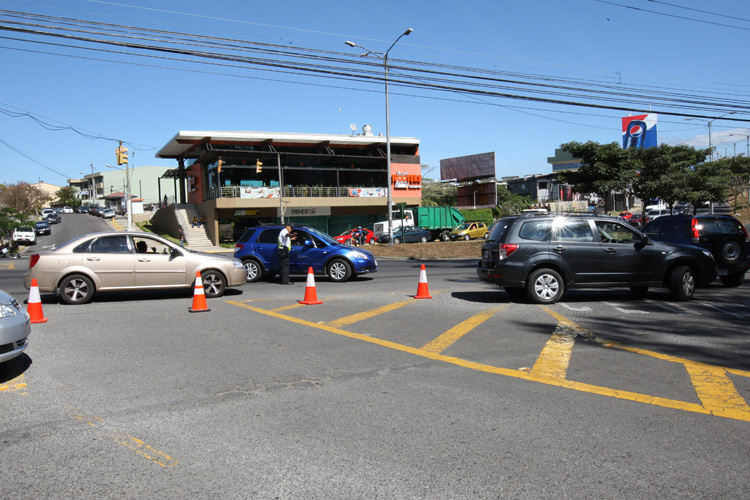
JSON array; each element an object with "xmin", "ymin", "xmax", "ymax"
[
  {"xmin": 669, "ymin": 265, "xmax": 695, "ymax": 301},
  {"xmin": 393, "ymin": 237, "xmax": 401, "ymax": 244},
  {"xmin": 201, "ymin": 269, "xmax": 227, "ymax": 298},
  {"xmin": 59, "ymin": 274, "xmax": 95, "ymax": 305},
  {"xmin": 719, "ymin": 272, "xmax": 745, "ymax": 288},
  {"xmin": 714, "ymin": 237, "xmax": 744, "ymax": 266},
  {"xmin": 368, "ymin": 239, "xmax": 375, "ymax": 245},
  {"xmin": 464, "ymin": 234, "xmax": 470, "ymax": 241},
  {"xmin": 420, "ymin": 236, "xmax": 428, "ymax": 243},
  {"xmin": 630, "ymin": 286, "xmax": 649, "ymax": 299},
  {"xmin": 504, "ymin": 286, "xmax": 526, "ymax": 298},
  {"xmin": 242, "ymin": 259, "xmax": 263, "ymax": 283},
  {"xmin": 440, "ymin": 230, "xmax": 451, "ymax": 241},
  {"xmin": 327, "ymin": 259, "xmax": 352, "ymax": 282},
  {"xmin": 526, "ymin": 268, "xmax": 564, "ymax": 304}
]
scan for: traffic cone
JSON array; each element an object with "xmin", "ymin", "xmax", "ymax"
[
  {"xmin": 188, "ymin": 272, "xmax": 211, "ymax": 313},
  {"xmin": 27, "ymin": 278, "xmax": 48, "ymax": 323},
  {"xmin": 298, "ymin": 267, "xmax": 323, "ymax": 305},
  {"xmin": 414, "ymin": 264, "xmax": 432, "ymax": 299}
]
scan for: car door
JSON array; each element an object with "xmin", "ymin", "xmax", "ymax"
[
  {"xmin": 84, "ymin": 235, "xmax": 135, "ymax": 289},
  {"xmin": 594, "ymin": 220, "xmax": 660, "ymax": 283},
  {"xmin": 551, "ymin": 219, "xmax": 602, "ymax": 284},
  {"xmin": 133, "ymin": 237, "xmax": 187, "ymax": 287},
  {"xmin": 289, "ymin": 229, "xmax": 326, "ymax": 273}
]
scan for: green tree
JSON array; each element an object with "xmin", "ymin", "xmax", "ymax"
[
  {"xmin": 421, "ymin": 180, "xmax": 457, "ymax": 207},
  {"xmin": 55, "ymin": 186, "xmax": 80, "ymax": 208},
  {"xmin": 555, "ymin": 141, "xmax": 638, "ymax": 210},
  {"xmin": 718, "ymin": 156, "xmax": 750, "ymax": 211},
  {"xmin": 0, "ymin": 207, "xmax": 30, "ymax": 239},
  {"xmin": 632, "ymin": 144, "xmax": 711, "ymax": 213},
  {"xmin": 495, "ymin": 186, "xmax": 532, "ymax": 217},
  {"xmin": 688, "ymin": 160, "xmax": 733, "ymax": 209}
]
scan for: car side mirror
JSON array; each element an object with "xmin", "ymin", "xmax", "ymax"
[{"xmin": 303, "ymin": 239, "xmax": 314, "ymax": 247}]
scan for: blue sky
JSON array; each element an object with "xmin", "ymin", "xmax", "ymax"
[{"xmin": 1, "ymin": 0, "xmax": 749, "ymax": 187}]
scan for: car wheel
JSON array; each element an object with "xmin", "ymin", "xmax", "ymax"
[
  {"xmin": 201, "ymin": 270, "xmax": 227, "ymax": 298},
  {"xmin": 668, "ymin": 265, "xmax": 695, "ymax": 301},
  {"xmin": 420, "ymin": 236, "xmax": 428, "ymax": 243},
  {"xmin": 393, "ymin": 237, "xmax": 401, "ymax": 244},
  {"xmin": 714, "ymin": 237, "xmax": 744, "ymax": 266},
  {"xmin": 630, "ymin": 286, "xmax": 649, "ymax": 299},
  {"xmin": 59, "ymin": 274, "xmax": 95, "ymax": 305},
  {"xmin": 719, "ymin": 272, "xmax": 745, "ymax": 288},
  {"xmin": 368, "ymin": 239, "xmax": 375, "ymax": 245},
  {"xmin": 327, "ymin": 259, "xmax": 352, "ymax": 282},
  {"xmin": 242, "ymin": 259, "xmax": 263, "ymax": 283},
  {"xmin": 504, "ymin": 286, "xmax": 526, "ymax": 298},
  {"xmin": 440, "ymin": 230, "xmax": 451, "ymax": 241},
  {"xmin": 526, "ymin": 268, "xmax": 564, "ymax": 304},
  {"xmin": 464, "ymin": 234, "xmax": 470, "ymax": 241}
]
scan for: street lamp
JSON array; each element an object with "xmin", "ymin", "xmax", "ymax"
[
  {"xmin": 346, "ymin": 28, "xmax": 413, "ymax": 247},
  {"xmin": 686, "ymin": 111, "xmax": 737, "ymax": 161},
  {"xmin": 728, "ymin": 133, "xmax": 750, "ymax": 158}
]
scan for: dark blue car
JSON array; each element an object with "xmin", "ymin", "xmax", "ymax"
[{"xmin": 233, "ymin": 225, "xmax": 378, "ymax": 282}]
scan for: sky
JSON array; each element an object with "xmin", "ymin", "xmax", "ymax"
[{"xmin": 1, "ymin": 0, "xmax": 749, "ymax": 187}]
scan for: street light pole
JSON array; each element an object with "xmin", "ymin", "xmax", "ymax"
[{"xmin": 346, "ymin": 28, "xmax": 413, "ymax": 247}]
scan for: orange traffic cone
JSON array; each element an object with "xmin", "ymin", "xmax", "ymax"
[
  {"xmin": 188, "ymin": 272, "xmax": 211, "ymax": 313},
  {"xmin": 298, "ymin": 267, "xmax": 323, "ymax": 305},
  {"xmin": 414, "ymin": 264, "xmax": 432, "ymax": 299},
  {"xmin": 27, "ymin": 278, "xmax": 48, "ymax": 323}
]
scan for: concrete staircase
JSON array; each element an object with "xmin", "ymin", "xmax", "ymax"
[{"xmin": 175, "ymin": 204, "xmax": 213, "ymax": 248}]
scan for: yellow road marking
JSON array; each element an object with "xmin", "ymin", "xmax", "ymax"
[
  {"xmin": 0, "ymin": 374, "xmax": 27, "ymax": 392},
  {"xmin": 0, "ymin": 262, "xmax": 17, "ymax": 269},
  {"xmin": 227, "ymin": 300, "xmax": 749, "ymax": 420},
  {"xmin": 70, "ymin": 408, "xmax": 178, "ymax": 467},
  {"xmin": 531, "ymin": 332, "xmax": 576, "ymax": 379},
  {"xmin": 327, "ymin": 299, "xmax": 415, "ymax": 328},
  {"xmin": 421, "ymin": 306, "xmax": 506, "ymax": 353}
]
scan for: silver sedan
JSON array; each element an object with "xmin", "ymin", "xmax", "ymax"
[
  {"xmin": 24, "ymin": 231, "xmax": 246, "ymax": 304},
  {"xmin": 0, "ymin": 289, "xmax": 31, "ymax": 363}
]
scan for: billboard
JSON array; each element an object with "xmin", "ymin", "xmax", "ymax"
[
  {"xmin": 622, "ymin": 113, "xmax": 658, "ymax": 149},
  {"xmin": 440, "ymin": 152, "xmax": 495, "ymax": 182}
]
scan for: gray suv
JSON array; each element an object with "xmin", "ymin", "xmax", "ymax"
[{"xmin": 477, "ymin": 213, "xmax": 717, "ymax": 304}]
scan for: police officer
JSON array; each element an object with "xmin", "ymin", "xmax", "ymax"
[{"xmin": 277, "ymin": 222, "xmax": 296, "ymax": 284}]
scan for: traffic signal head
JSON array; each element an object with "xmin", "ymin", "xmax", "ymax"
[
  {"xmin": 256, "ymin": 159, "xmax": 263, "ymax": 173},
  {"xmin": 217, "ymin": 157, "xmax": 223, "ymax": 174},
  {"xmin": 116, "ymin": 145, "xmax": 129, "ymax": 165}
]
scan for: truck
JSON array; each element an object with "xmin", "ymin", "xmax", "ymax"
[{"xmin": 373, "ymin": 206, "xmax": 465, "ymax": 242}]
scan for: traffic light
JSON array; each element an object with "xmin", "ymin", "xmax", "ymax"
[
  {"xmin": 217, "ymin": 157, "xmax": 223, "ymax": 174},
  {"xmin": 116, "ymin": 143, "xmax": 129, "ymax": 165},
  {"xmin": 256, "ymin": 159, "xmax": 263, "ymax": 173}
]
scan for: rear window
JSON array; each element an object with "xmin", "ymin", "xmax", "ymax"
[
  {"xmin": 697, "ymin": 216, "xmax": 743, "ymax": 236},
  {"xmin": 236, "ymin": 229, "xmax": 256, "ymax": 243},
  {"xmin": 487, "ymin": 218, "xmax": 515, "ymax": 241},
  {"xmin": 258, "ymin": 228, "xmax": 282, "ymax": 244}
]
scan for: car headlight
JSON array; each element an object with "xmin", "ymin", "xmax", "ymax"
[
  {"xmin": 232, "ymin": 258, "xmax": 244, "ymax": 268},
  {"xmin": 0, "ymin": 304, "xmax": 17, "ymax": 318},
  {"xmin": 351, "ymin": 251, "xmax": 369, "ymax": 260}
]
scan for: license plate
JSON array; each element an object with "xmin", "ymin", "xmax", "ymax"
[{"xmin": 483, "ymin": 250, "xmax": 490, "ymax": 260}]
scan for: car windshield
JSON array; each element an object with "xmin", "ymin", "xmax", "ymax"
[
  {"xmin": 18, "ymin": 227, "xmax": 33, "ymax": 232},
  {"xmin": 306, "ymin": 227, "xmax": 338, "ymax": 245},
  {"xmin": 456, "ymin": 223, "xmax": 471, "ymax": 230}
]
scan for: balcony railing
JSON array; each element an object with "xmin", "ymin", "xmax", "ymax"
[{"xmin": 207, "ymin": 186, "xmax": 385, "ymax": 200}]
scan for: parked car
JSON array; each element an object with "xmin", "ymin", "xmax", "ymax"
[
  {"xmin": 62, "ymin": 206, "xmax": 74, "ymax": 214},
  {"xmin": 89, "ymin": 205, "xmax": 103, "ymax": 216},
  {"xmin": 12, "ymin": 227, "xmax": 36, "ymax": 245},
  {"xmin": 40, "ymin": 208, "xmax": 55, "ymax": 220},
  {"xmin": 628, "ymin": 214, "xmax": 644, "ymax": 227},
  {"xmin": 617, "ymin": 211, "xmax": 633, "ymax": 220},
  {"xmin": 34, "ymin": 221, "xmax": 52, "ymax": 236},
  {"xmin": 378, "ymin": 225, "xmax": 432, "ymax": 244},
  {"xmin": 641, "ymin": 214, "xmax": 749, "ymax": 287},
  {"xmin": 44, "ymin": 212, "xmax": 61, "ymax": 224},
  {"xmin": 334, "ymin": 227, "xmax": 376, "ymax": 246},
  {"xmin": 645, "ymin": 208, "xmax": 670, "ymax": 221},
  {"xmin": 450, "ymin": 221, "xmax": 489, "ymax": 241},
  {"xmin": 234, "ymin": 224, "xmax": 378, "ymax": 283},
  {"xmin": 0, "ymin": 289, "xmax": 31, "ymax": 364},
  {"xmin": 24, "ymin": 231, "xmax": 246, "ymax": 304},
  {"xmin": 477, "ymin": 212, "xmax": 717, "ymax": 304},
  {"xmin": 75, "ymin": 206, "xmax": 90, "ymax": 214},
  {"xmin": 100, "ymin": 208, "xmax": 116, "ymax": 219}
]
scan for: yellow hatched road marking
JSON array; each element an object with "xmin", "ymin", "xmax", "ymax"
[
  {"xmin": 0, "ymin": 374, "xmax": 27, "ymax": 392},
  {"xmin": 421, "ymin": 306, "xmax": 506, "ymax": 353},
  {"xmin": 531, "ymin": 332, "xmax": 576, "ymax": 379},
  {"xmin": 327, "ymin": 299, "xmax": 415, "ymax": 328}
]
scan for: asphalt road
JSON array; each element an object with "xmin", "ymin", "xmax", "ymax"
[{"xmin": 1, "ymin": 215, "xmax": 749, "ymax": 499}]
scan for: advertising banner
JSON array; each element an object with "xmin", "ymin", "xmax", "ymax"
[
  {"xmin": 622, "ymin": 113, "xmax": 658, "ymax": 149},
  {"xmin": 348, "ymin": 188, "xmax": 386, "ymax": 197},
  {"xmin": 240, "ymin": 187, "xmax": 280, "ymax": 199}
]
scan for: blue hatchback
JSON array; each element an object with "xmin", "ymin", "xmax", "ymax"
[{"xmin": 234, "ymin": 225, "xmax": 378, "ymax": 282}]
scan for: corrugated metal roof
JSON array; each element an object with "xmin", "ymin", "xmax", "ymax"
[{"xmin": 155, "ymin": 130, "xmax": 420, "ymax": 159}]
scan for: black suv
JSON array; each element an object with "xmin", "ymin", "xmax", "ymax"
[
  {"xmin": 477, "ymin": 213, "xmax": 717, "ymax": 304},
  {"xmin": 642, "ymin": 214, "xmax": 749, "ymax": 287}
]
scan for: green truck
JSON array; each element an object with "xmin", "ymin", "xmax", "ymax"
[{"xmin": 374, "ymin": 206, "xmax": 465, "ymax": 242}]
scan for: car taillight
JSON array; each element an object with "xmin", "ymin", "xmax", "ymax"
[
  {"xmin": 691, "ymin": 217, "xmax": 700, "ymax": 243},
  {"xmin": 740, "ymin": 223, "xmax": 749, "ymax": 242},
  {"xmin": 234, "ymin": 244, "xmax": 244, "ymax": 252},
  {"xmin": 498, "ymin": 244, "xmax": 519, "ymax": 260},
  {"xmin": 29, "ymin": 254, "xmax": 40, "ymax": 269}
]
